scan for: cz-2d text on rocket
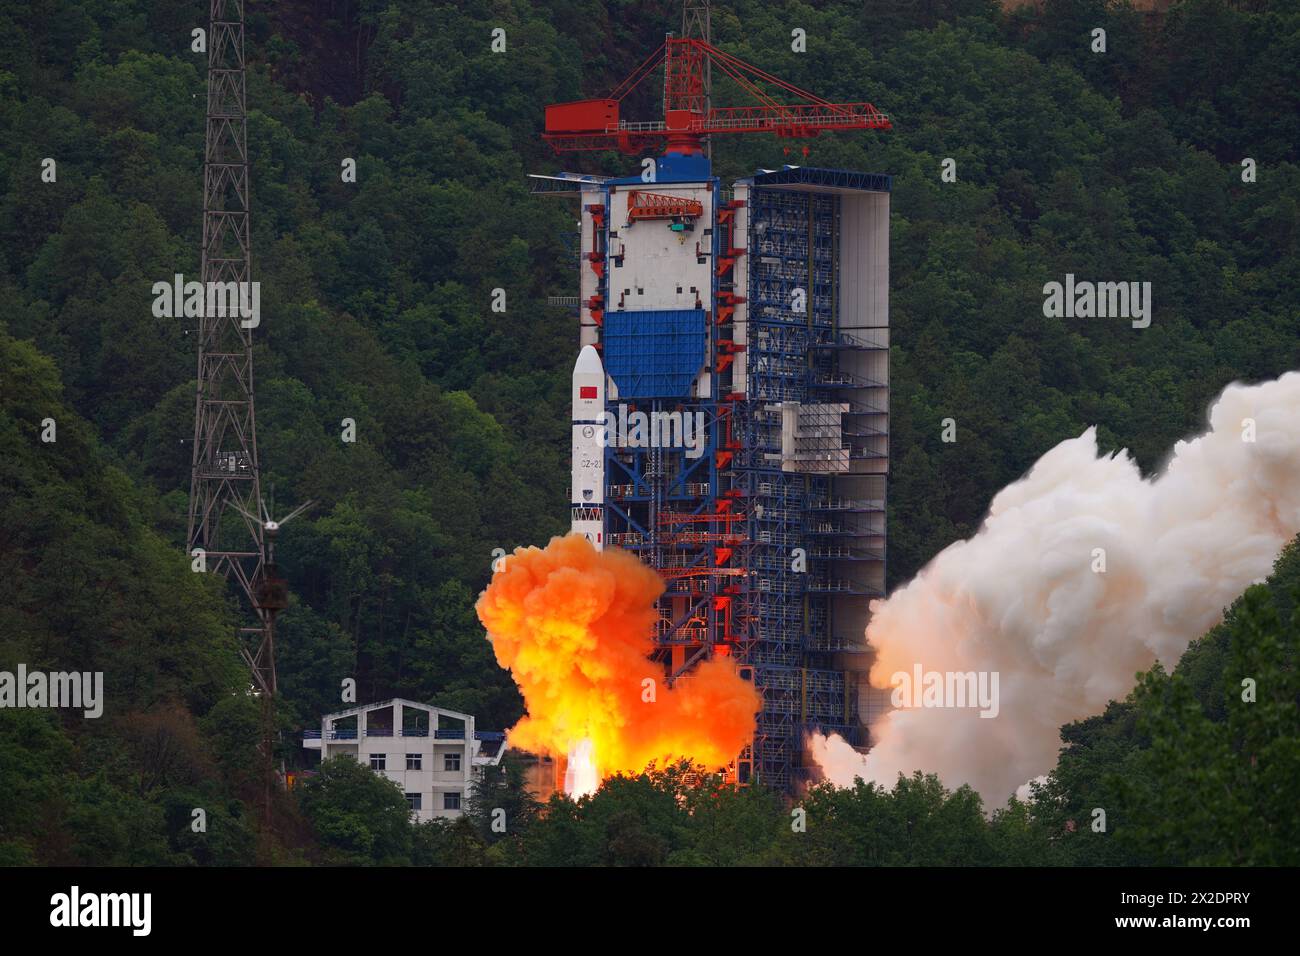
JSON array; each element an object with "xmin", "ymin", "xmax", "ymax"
[{"xmin": 571, "ymin": 345, "xmax": 606, "ymax": 551}]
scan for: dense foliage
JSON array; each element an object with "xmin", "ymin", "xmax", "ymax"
[
  {"xmin": 1, "ymin": 0, "xmax": 1295, "ymax": 864},
  {"xmin": 225, "ymin": 537, "xmax": 1300, "ymax": 866}
]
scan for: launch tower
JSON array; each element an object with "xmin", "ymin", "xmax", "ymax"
[{"xmin": 540, "ymin": 23, "xmax": 890, "ymax": 792}]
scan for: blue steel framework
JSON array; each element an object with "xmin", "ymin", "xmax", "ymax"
[
  {"xmin": 583, "ymin": 165, "xmax": 889, "ymax": 793},
  {"xmin": 593, "ymin": 167, "xmax": 739, "ymax": 708},
  {"xmin": 728, "ymin": 181, "xmax": 888, "ymax": 791}
]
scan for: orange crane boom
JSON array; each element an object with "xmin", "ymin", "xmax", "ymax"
[{"xmin": 544, "ymin": 36, "xmax": 890, "ymax": 154}]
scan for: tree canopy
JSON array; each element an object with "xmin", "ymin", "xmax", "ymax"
[{"xmin": 1, "ymin": 0, "xmax": 1296, "ymax": 865}]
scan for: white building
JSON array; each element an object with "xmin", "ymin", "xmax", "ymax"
[{"xmin": 302, "ymin": 698, "xmax": 506, "ymax": 822}]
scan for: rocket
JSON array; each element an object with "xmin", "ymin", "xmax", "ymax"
[{"xmin": 571, "ymin": 345, "xmax": 606, "ymax": 550}]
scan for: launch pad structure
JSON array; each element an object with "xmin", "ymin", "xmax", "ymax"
[
  {"xmin": 539, "ymin": 3, "xmax": 891, "ymax": 793},
  {"xmin": 544, "ymin": 169, "xmax": 889, "ymax": 791},
  {"xmin": 554, "ymin": 161, "xmax": 889, "ymax": 792}
]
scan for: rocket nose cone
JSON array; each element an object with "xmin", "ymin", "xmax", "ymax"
[{"xmin": 574, "ymin": 345, "xmax": 603, "ymax": 375}]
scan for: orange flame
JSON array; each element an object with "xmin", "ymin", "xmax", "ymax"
[{"xmin": 475, "ymin": 534, "xmax": 760, "ymax": 783}]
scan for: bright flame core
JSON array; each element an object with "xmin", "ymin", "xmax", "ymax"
[
  {"xmin": 564, "ymin": 739, "xmax": 599, "ymax": 798},
  {"xmin": 476, "ymin": 534, "xmax": 760, "ymax": 791}
]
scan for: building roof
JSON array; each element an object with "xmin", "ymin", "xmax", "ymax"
[
  {"xmin": 319, "ymin": 697, "xmax": 474, "ymax": 723},
  {"xmin": 737, "ymin": 165, "xmax": 892, "ymax": 194}
]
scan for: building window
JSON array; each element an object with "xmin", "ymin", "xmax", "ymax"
[
  {"xmin": 406, "ymin": 793, "xmax": 422, "ymax": 811},
  {"xmin": 406, "ymin": 753, "xmax": 422, "ymax": 771},
  {"xmin": 443, "ymin": 792, "xmax": 461, "ymax": 811},
  {"xmin": 444, "ymin": 752, "xmax": 461, "ymax": 772},
  {"xmin": 369, "ymin": 754, "xmax": 385, "ymax": 771}
]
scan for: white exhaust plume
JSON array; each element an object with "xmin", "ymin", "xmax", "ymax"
[{"xmin": 811, "ymin": 372, "xmax": 1300, "ymax": 804}]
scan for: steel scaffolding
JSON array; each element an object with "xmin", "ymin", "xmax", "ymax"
[
  {"xmin": 729, "ymin": 185, "xmax": 886, "ymax": 791},
  {"xmin": 583, "ymin": 168, "xmax": 888, "ymax": 794}
]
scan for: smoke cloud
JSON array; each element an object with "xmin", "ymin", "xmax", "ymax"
[
  {"xmin": 476, "ymin": 534, "xmax": 759, "ymax": 786},
  {"xmin": 812, "ymin": 372, "xmax": 1300, "ymax": 804}
]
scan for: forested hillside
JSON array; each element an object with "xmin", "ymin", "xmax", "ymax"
[{"xmin": 1, "ymin": 0, "xmax": 1297, "ymax": 864}]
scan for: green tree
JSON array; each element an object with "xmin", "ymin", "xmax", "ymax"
[
  {"xmin": 297, "ymin": 755, "xmax": 413, "ymax": 865},
  {"xmin": 465, "ymin": 752, "xmax": 541, "ymax": 846},
  {"xmin": 1121, "ymin": 583, "xmax": 1300, "ymax": 865}
]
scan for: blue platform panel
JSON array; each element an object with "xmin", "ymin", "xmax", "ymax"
[{"xmin": 603, "ymin": 309, "xmax": 707, "ymax": 399}]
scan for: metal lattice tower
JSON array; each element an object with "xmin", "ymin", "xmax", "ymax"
[
  {"xmin": 681, "ymin": 1, "xmax": 711, "ymax": 158},
  {"xmin": 187, "ymin": 0, "xmax": 273, "ymax": 694}
]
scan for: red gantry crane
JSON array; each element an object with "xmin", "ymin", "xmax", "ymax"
[{"xmin": 543, "ymin": 35, "xmax": 891, "ymax": 156}]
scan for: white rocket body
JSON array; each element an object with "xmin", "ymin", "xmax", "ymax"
[{"xmin": 571, "ymin": 345, "xmax": 606, "ymax": 551}]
